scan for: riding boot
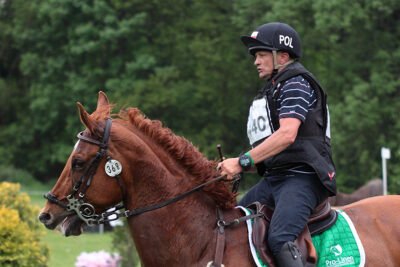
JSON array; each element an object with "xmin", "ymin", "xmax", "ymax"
[{"xmin": 275, "ymin": 241, "xmax": 304, "ymax": 267}]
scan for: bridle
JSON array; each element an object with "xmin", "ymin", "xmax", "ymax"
[
  {"xmin": 44, "ymin": 118, "xmax": 231, "ymax": 226},
  {"xmin": 44, "ymin": 117, "xmax": 263, "ymax": 267},
  {"xmin": 44, "ymin": 118, "xmax": 124, "ymax": 225}
]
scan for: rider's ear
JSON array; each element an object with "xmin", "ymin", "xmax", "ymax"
[
  {"xmin": 77, "ymin": 102, "xmax": 95, "ymax": 133},
  {"xmin": 97, "ymin": 91, "xmax": 110, "ymax": 116}
]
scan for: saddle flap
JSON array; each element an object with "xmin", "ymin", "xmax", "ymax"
[
  {"xmin": 295, "ymin": 227, "xmax": 317, "ymax": 264},
  {"xmin": 246, "ymin": 202, "xmax": 317, "ymax": 267},
  {"xmin": 247, "ymin": 202, "xmax": 276, "ymax": 267}
]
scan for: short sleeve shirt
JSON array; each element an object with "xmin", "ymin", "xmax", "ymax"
[{"xmin": 276, "ymin": 75, "xmax": 316, "ymax": 122}]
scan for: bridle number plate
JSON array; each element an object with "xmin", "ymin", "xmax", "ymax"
[{"xmin": 105, "ymin": 159, "xmax": 122, "ymax": 177}]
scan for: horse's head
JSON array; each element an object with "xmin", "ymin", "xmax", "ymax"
[
  {"xmin": 39, "ymin": 92, "xmax": 237, "ymax": 236},
  {"xmin": 39, "ymin": 92, "xmax": 124, "ymax": 236}
]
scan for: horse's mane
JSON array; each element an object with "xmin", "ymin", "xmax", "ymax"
[{"xmin": 93, "ymin": 106, "xmax": 237, "ymax": 209}]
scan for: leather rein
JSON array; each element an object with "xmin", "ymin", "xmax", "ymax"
[{"xmin": 44, "ymin": 118, "xmax": 232, "ymax": 226}]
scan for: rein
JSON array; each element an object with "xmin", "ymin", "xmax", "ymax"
[
  {"xmin": 103, "ymin": 174, "xmax": 230, "ymax": 222},
  {"xmin": 44, "ymin": 118, "xmax": 233, "ymax": 225}
]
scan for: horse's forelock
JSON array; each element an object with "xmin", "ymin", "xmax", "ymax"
[
  {"xmin": 92, "ymin": 104, "xmax": 114, "ymax": 121},
  {"xmin": 86, "ymin": 104, "xmax": 115, "ymax": 138}
]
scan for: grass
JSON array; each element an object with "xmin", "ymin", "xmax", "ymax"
[
  {"xmin": 27, "ymin": 190, "xmax": 117, "ymax": 267},
  {"xmin": 43, "ymin": 230, "xmax": 114, "ymax": 267}
]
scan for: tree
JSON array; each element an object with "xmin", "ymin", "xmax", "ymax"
[{"xmin": 0, "ymin": 0, "xmax": 399, "ymax": 193}]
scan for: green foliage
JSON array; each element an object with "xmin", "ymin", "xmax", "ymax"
[
  {"xmin": 310, "ymin": 0, "xmax": 400, "ymax": 191},
  {"xmin": 0, "ymin": 163, "xmax": 53, "ymax": 192},
  {"xmin": 0, "ymin": 0, "xmax": 399, "ymax": 192},
  {"xmin": 111, "ymin": 224, "xmax": 140, "ymax": 267},
  {"xmin": 0, "ymin": 182, "xmax": 49, "ymax": 266},
  {"xmin": 0, "ymin": 164, "xmax": 35, "ymax": 184}
]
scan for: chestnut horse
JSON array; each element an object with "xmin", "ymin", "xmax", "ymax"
[{"xmin": 39, "ymin": 92, "xmax": 400, "ymax": 266}]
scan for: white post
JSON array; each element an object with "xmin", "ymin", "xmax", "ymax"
[{"xmin": 381, "ymin": 147, "xmax": 391, "ymax": 196}]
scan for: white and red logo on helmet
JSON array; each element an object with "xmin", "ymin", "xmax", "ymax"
[{"xmin": 251, "ymin": 31, "xmax": 259, "ymax": 39}]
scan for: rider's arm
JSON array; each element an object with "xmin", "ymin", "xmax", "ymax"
[
  {"xmin": 248, "ymin": 117, "xmax": 301, "ymax": 164},
  {"xmin": 218, "ymin": 117, "xmax": 301, "ymax": 179}
]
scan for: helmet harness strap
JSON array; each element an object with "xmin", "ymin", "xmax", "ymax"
[{"xmin": 272, "ymin": 50, "xmax": 294, "ymax": 75}]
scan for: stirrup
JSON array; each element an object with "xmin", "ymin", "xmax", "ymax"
[{"xmin": 206, "ymin": 261, "xmax": 225, "ymax": 267}]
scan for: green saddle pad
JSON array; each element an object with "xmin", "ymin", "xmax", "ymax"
[
  {"xmin": 311, "ymin": 210, "xmax": 365, "ymax": 267},
  {"xmin": 237, "ymin": 207, "xmax": 365, "ymax": 267}
]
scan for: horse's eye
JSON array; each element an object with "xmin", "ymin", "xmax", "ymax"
[{"xmin": 72, "ymin": 159, "xmax": 85, "ymax": 170}]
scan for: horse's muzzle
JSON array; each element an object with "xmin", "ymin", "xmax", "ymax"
[{"xmin": 38, "ymin": 212, "xmax": 52, "ymax": 225}]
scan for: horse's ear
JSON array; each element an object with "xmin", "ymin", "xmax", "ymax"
[
  {"xmin": 77, "ymin": 102, "xmax": 95, "ymax": 133},
  {"xmin": 97, "ymin": 91, "xmax": 110, "ymax": 116}
]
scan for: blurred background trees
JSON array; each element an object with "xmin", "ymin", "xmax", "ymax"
[{"xmin": 0, "ymin": 0, "xmax": 399, "ymax": 193}]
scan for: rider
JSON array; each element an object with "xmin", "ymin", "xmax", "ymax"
[{"xmin": 218, "ymin": 22, "xmax": 337, "ymax": 266}]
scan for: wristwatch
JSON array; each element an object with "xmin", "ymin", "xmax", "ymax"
[{"xmin": 238, "ymin": 154, "xmax": 252, "ymax": 171}]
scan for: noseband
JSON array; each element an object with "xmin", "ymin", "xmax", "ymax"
[{"xmin": 44, "ymin": 118, "xmax": 230, "ymax": 226}]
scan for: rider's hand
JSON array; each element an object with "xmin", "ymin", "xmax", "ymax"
[{"xmin": 217, "ymin": 157, "xmax": 242, "ymax": 180}]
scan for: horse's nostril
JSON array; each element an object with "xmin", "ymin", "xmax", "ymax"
[{"xmin": 38, "ymin": 212, "xmax": 51, "ymax": 224}]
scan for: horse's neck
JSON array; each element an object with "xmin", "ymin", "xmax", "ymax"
[
  {"xmin": 127, "ymin": 189, "xmax": 219, "ymax": 266},
  {"xmin": 119, "ymin": 133, "xmax": 220, "ymax": 265}
]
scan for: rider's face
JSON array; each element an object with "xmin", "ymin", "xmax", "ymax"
[{"xmin": 254, "ymin": 51, "xmax": 274, "ymax": 80}]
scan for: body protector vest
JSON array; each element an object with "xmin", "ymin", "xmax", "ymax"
[{"xmin": 247, "ymin": 62, "xmax": 337, "ymax": 196}]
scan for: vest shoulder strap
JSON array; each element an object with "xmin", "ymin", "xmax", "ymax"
[{"xmin": 273, "ymin": 62, "xmax": 308, "ymax": 84}]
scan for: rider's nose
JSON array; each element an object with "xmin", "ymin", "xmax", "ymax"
[
  {"xmin": 38, "ymin": 212, "xmax": 52, "ymax": 224},
  {"xmin": 254, "ymin": 56, "xmax": 260, "ymax": 66}
]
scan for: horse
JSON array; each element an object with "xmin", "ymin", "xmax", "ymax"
[
  {"xmin": 39, "ymin": 92, "xmax": 400, "ymax": 266},
  {"xmin": 329, "ymin": 179, "xmax": 383, "ymax": 206}
]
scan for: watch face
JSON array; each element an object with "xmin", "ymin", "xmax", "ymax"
[
  {"xmin": 240, "ymin": 156, "xmax": 251, "ymax": 166},
  {"xmin": 239, "ymin": 155, "xmax": 251, "ymax": 171}
]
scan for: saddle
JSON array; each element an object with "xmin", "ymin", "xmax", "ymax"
[{"xmin": 247, "ymin": 199, "xmax": 337, "ymax": 267}]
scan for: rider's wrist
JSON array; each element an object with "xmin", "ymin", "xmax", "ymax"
[
  {"xmin": 238, "ymin": 152, "xmax": 254, "ymax": 172},
  {"xmin": 245, "ymin": 152, "xmax": 254, "ymax": 166}
]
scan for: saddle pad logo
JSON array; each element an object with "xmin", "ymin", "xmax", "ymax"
[
  {"xmin": 330, "ymin": 244, "xmax": 342, "ymax": 256},
  {"xmin": 326, "ymin": 244, "xmax": 355, "ymax": 266}
]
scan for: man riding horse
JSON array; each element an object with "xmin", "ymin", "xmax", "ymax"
[{"xmin": 218, "ymin": 22, "xmax": 337, "ymax": 267}]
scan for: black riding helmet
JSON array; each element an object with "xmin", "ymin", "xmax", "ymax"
[{"xmin": 241, "ymin": 22, "xmax": 302, "ymax": 59}]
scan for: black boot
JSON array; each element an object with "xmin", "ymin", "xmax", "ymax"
[{"xmin": 275, "ymin": 241, "xmax": 304, "ymax": 267}]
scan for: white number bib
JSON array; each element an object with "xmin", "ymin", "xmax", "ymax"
[{"xmin": 247, "ymin": 98, "xmax": 273, "ymax": 145}]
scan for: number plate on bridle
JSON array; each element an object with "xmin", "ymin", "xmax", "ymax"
[{"xmin": 105, "ymin": 159, "xmax": 122, "ymax": 177}]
